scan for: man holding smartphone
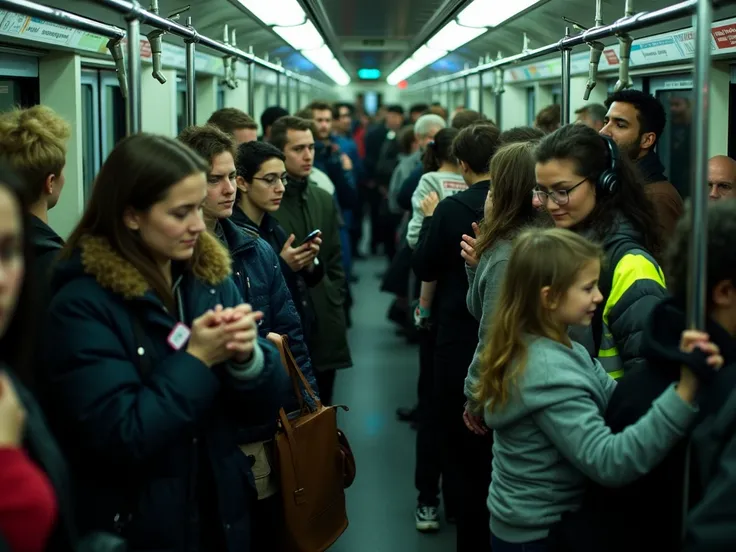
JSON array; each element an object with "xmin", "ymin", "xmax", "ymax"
[{"xmin": 263, "ymin": 116, "xmax": 353, "ymax": 405}]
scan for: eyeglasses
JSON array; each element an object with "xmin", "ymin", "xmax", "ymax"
[
  {"xmin": 532, "ymin": 178, "xmax": 587, "ymax": 206},
  {"xmin": 252, "ymin": 174, "xmax": 288, "ymax": 186}
]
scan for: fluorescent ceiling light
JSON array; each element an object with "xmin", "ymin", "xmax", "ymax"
[
  {"xmin": 387, "ymin": 58, "xmax": 422, "ymax": 85},
  {"xmin": 427, "ymin": 21, "xmax": 486, "ymax": 52},
  {"xmin": 239, "ymin": 0, "xmax": 350, "ymax": 85},
  {"xmin": 457, "ymin": 0, "xmax": 541, "ymax": 28},
  {"xmin": 302, "ymin": 45, "xmax": 351, "ymax": 86},
  {"xmin": 274, "ymin": 21, "xmax": 324, "ymax": 51},
  {"xmin": 412, "ymin": 45, "xmax": 447, "ymax": 66},
  {"xmin": 237, "ymin": 0, "xmax": 305, "ymax": 26}
]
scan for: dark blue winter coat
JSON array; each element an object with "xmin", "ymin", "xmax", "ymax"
[
  {"xmin": 215, "ymin": 217, "xmax": 319, "ymax": 409},
  {"xmin": 42, "ymin": 231, "xmax": 287, "ymax": 552}
]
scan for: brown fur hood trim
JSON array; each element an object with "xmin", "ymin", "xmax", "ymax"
[{"xmin": 79, "ymin": 231, "xmax": 232, "ymax": 299}]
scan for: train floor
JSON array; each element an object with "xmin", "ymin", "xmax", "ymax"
[{"xmin": 329, "ymin": 256, "xmax": 457, "ymax": 551}]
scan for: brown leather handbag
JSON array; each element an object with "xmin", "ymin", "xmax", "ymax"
[{"xmin": 267, "ymin": 334, "xmax": 354, "ymax": 552}]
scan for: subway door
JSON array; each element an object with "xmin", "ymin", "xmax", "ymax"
[
  {"xmin": 648, "ymin": 74, "xmax": 693, "ymax": 200},
  {"xmin": 80, "ymin": 70, "xmax": 102, "ymax": 202}
]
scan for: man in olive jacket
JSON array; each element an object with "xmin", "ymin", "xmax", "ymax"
[{"xmin": 269, "ymin": 116, "xmax": 352, "ymax": 404}]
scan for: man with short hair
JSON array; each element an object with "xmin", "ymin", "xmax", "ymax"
[
  {"xmin": 409, "ymin": 103, "xmax": 430, "ymax": 123},
  {"xmin": 575, "ymin": 103, "xmax": 607, "ymax": 131},
  {"xmin": 269, "ymin": 116, "xmax": 353, "ymax": 404},
  {"xmin": 208, "ymin": 107, "xmax": 259, "ymax": 145},
  {"xmin": 0, "ymin": 105, "xmax": 70, "ymax": 306},
  {"xmin": 260, "ymin": 106, "xmax": 289, "ymax": 142},
  {"xmin": 601, "ymin": 89, "xmax": 684, "ymax": 242},
  {"xmin": 708, "ymin": 155, "xmax": 736, "ymax": 201}
]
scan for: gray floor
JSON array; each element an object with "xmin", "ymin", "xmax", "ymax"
[{"xmin": 329, "ymin": 257, "xmax": 456, "ymax": 552}]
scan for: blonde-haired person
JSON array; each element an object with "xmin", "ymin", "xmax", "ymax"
[
  {"xmin": 460, "ymin": 141, "xmax": 543, "ymax": 435},
  {"xmin": 473, "ymin": 227, "xmax": 719, "ymax": 551},
  {"xmin": 0, "ymin": 105, "xmax": 71, "ymax": 305}
]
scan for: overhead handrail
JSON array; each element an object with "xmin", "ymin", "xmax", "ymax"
[
  {"xmin": 408, "ymin": 0, "xmax": 699, "ymax": 91},
  {"xmin": 0, "ymin": 0, "xmax": 129, "ymax": 96},
  {"xmin": 95, "ymin": 0, "xmax": 330, "ymax": 90}
]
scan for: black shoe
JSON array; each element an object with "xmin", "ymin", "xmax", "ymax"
[{"xmin": 396, "ymin": 406, "xmax": 418, "ymax": 423}]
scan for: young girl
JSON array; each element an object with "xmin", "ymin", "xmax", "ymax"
[
  {"xmin": 406, "ymin": 128, "xmax": 466, "ymax": 327},
  {"xmin": 474, "ymin": 227, "xmax": 718, "ymax": 552}
]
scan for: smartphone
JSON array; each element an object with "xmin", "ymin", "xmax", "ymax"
[{"xmin": 300, "ymin": 229, "xmax": 321, "ymax": 245}]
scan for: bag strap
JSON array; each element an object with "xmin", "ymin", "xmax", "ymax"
[{"xmin": 267, "ymin": 333, "xmax": 321, "ymax": 411}]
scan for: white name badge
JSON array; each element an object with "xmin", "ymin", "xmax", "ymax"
[{"xmin": 167, "ymin": 322, "xmax": 191, "ymax": 350}]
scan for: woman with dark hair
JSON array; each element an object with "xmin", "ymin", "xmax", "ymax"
[
  {"xmin": 0, "ymin": 165, "xmax": 124, "ymax": 552},
  {"xmin": 42, "ymin": 134, "xmax": 286, "ymax": 552},
  {"xmin": 534, "ymin": 123, "xmax": 667, "ymax": 378}
]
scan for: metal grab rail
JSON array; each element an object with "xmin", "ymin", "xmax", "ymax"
[
  {"xmin": 95, "ymin": 0, "xmax": 329, "ymax": 90},
  {"xmin": 408, "ymin": 0, "xmax": 699, "ymax": 91},
  {"xmin": 0, "ymin": 0, "xmax": 125, "ymax": 37}
]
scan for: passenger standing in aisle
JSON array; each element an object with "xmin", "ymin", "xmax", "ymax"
[
  {"xmin": 208, "ymin": 108, "xmax": 259, "ymax": 145},
  {"xmin": 601, "ymin": 90, "xmax": 683, "ymax": 242},
  {"xmin": 412, "ymin": 123, "xmax": 500, "ymax": 548},
  {"xmin": 259, "ymin": 107, "xmax": 289, "ymax": 143},
  {"xmin": 0, "ymin": 106, "xmax": 71, "ymax": 319},
  {"xmin": 269, "ymin": 116, "xmax": 352, "ymax": 405},
  {"xmin": 231, "ymin": 140, "xmax": 322, "ymax": 343},
  {"xmin": 0, "ymin": 165, "xmax": 100, "ymax": 552},
  {"xmin": 474, "ymin": 227, "xmax": 715, "ymax": 552},
  {"xmin": 461, "ymin": 140, "xmax": 544, "ymax": 435},
  {"xmin": 707, "ymin": 155, "xmax": 736, "ymax": 201},
  {"xmin": 42, "ymin": 134, "xmax": 287, "ymax": 552},
  {"xmin": 177, "ymin": 125, "xmax": 317, "ymax": 395},
  {"xmin": 178, "ymin": 124, "xmax": 316, "ymax": 552},
  {"xmin": 534, "ymin": 124, "xmax": 667, "ymax": 378}
]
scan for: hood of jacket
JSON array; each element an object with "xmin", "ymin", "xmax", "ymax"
[
  {"xmin": 642, "ymin": 297, "xmax": 735, "ymax": 389},
  {"xmin": 637, "ymin": 150, "xmax": 667, "ymax": 184},
  {"xmin": 30, "ymin": 215, "xmax": 64, "ymax": 255},
  {"xmin": 51, "ymin": 230, "xmax": 231, "ymax": 300}
]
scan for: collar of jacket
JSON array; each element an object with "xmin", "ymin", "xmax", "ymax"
[
  {"xmin": 285, "ymin": 174, "xmax": 309, "ymax": 199},
  {"xmin": 636, "ymin": 150, "xmax": 667, "ymax": 184},
  {"xmin": 30, "ymin": 214, "xmax": 64, "ymax": 252},
  {"xmin": 215, "ymin": 217, "xmax": 258, "ymax": 255},
  {"xmin": 78, "ymin": 231, "xmax": 231, "ymax": 300}
]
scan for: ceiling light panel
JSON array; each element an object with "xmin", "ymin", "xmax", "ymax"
[
  {"xmin": 237, "ymin": 0, "xmax": 306, "ymax": 26},
  {"xmin": 274, "ymin": 21, "xmax": 325, "ymax": 51},
  {"xmin": 302, "ymin": 45, "xmax": 351, "ymax": 86},
  {"xmin": 426, "ymin": 21, "xmax": 486, "ymax": 52},
  {"xmin": 412, "ymin": 45, "xmax": 447, "ymax": 66},
  {"xmin": 457, "ymin": 0, "xmax": 541, "ymax": 28}
]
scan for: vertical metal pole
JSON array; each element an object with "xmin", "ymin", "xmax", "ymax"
[
  {"xmin": 478, "ymin": 72, "xmax": 484, "ymax": 115},
  {"xmin": 494, "ymin": 89, "xmax": 502, "ymax": 129},
  {"xmin": 682, "ymin": 0, "xmax": 712, "ymax": 541},
  {"xmin": 446, "ymin": 81, "xmax": 451, "ymax": 110},
  {"xmin": 125, "ymin": 15, "xmax": 142, "ymax": 134},
  {"xmin": 561, "ymin": 27, "xmax": 572, "ymax": 125},
  {"xmin": 276, "ymin": 72, "xmax": 282, "ymax": 107},
  {"xmin": 295, "ymin": 79, "xmax": 301, "ymax": 110},
  {"xmin": 247, "ymin": 62, "xmax": 255, "ymax": 116},
  {"xmin": 184, "ymin": 17, "xmax": 196, "ymax": 127},
  {"xmin": 285, "ymin": 76, "xmax": 292, "ymax": 112},
  {"xmin": 464, "ymin": 75, "xmax": 469, "ymax": 108}
]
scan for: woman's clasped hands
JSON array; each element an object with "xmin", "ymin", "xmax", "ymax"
[{"xmin": 186, "ymin": 304, "xmax": 263, "ymax": 368}]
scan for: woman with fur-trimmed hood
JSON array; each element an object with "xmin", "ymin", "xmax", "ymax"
[{"xmin": 41, "ymin": 134, "xmax": 287, "ymax": 552}]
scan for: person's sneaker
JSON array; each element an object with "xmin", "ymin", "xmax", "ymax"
[{"xmin": 415, "ymin": 505, "xmax": 440, "ymax": 532}]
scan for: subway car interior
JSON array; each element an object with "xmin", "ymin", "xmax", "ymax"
[{"xmin": 1, "ymin": 0, "xmax": 736, "ymax": 550}]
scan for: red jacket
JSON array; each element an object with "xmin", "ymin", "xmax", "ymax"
[{"xmin": 0, "ymin": 447, "xmax": 58, "ymax": 552}]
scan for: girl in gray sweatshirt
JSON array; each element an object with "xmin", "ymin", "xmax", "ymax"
[{"xmin": 471, "ymin": 227, "xmax": 715, "ymax": 550}]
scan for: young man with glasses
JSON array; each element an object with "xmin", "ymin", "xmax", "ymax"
[{"xmin": 231, "ymin": 140, "xmax": 324, "ymax": 345}]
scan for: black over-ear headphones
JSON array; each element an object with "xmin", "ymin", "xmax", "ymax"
[{"xmin": 597, "ymin": 135, "xmax": 620, "ymax": 195}]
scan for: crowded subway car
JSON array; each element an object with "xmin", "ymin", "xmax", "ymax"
[{"xmin": 1, "ymin": 0, "xmax": 736, "ymax": 551}]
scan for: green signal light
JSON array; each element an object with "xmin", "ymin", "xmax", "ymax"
[{"xmin": 358, "ymin": 68, "xmax": 381, "ymax": 80}]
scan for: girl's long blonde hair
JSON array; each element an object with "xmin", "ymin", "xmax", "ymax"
[{"xmin": 472, "ymin": 228, "xmax": 603, "ymax": 411}]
